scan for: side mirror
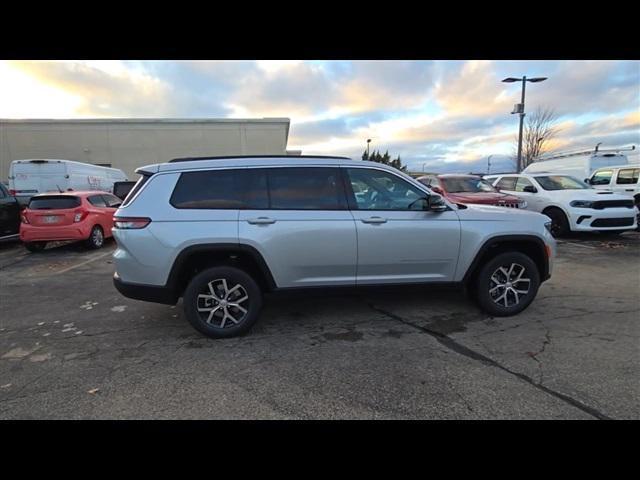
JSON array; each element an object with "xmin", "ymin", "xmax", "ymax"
[
  {"xmin": 523, "ymin": 185, "xmax": 537, "ymax": 193},
  {"xmin": 427, "ymin": 194, "xmax": 448, "ymax": 212},
  {"xmin": 584, "ymin": 178, "xmax": 591, "ymax": 185}
]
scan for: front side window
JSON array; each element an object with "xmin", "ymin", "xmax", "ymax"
[
  {"xmin": 88, "ymin": 195, "xmax": 108, "ymax": 207},
  {"xmin": 440, "ymin": 177, "xmax": 496, "ymax": 193},
  {"xmin": 616, "ymin": 168, "xmax": 640, "ymax": 185},
  {"xmin": 267, "ymin": 167, "xmax": 344, "ymax": 210},
  {"xmin": 536, "ymin": 175, "xmax": 589, "ymax": 191},
  {"xmin": 102, "ymin": 194, "xmax": 122, "ymax": 208},
  {"xmin": 515, "ymin": 177, "xmax": 534, "ymax": 192},
  {"xmin": 495, "ymin": 177, "xmax": 517, "ymax": 191},
  {"xmin": 346, "ymin": 168, "xmax": 426, "ymax": 210},
  {"xmin": 590, "ymin": 170, "xmax": 613, "ymax": 185}
]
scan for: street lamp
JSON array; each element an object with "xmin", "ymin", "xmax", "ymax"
[
  {"xmin": 366, "ymin": 138, "xmax": 372, "ymax": 158},
  {"xmin": 502, "ymin": 76, "xmax": 548, "ymax": 172},
  {"xmin": 487, "ymin": 155, "xmax": 494, "ymax": 174}
]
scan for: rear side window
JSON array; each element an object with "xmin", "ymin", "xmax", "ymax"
[
  {"xmin": 88, "ymin": 195, "xmax": 107, "ymax": 207},
  {"xmin": 495, "ymin": 177, "xmax": 517, "ymax": 191},
  {"xmin": 616, "ymin": 168, "xmax": 639, "ymax": 185},
  {"xmin": 28, "ymin": 196, "xmax": 81, "ymax": 210},
  {"xmin": 267, "ymin": 168, "xmax": 344, "ymax": 210},
  {"xmin": 122, "ymin": 174, "xmax": 151, "ymax": 207},
  {"xmin": 171, "ymin": 169, "xmax": 245, "ymax": 209},
  {"xmin": 102, "ymin": 194, "xmax": 123, "ymax": 207}
]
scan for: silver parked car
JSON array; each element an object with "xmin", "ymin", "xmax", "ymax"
[{"xmin": 112, "ymin": 155, "xmax": 556, "ymax": 338}]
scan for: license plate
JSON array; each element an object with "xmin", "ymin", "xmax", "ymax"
[{"xmin": 43, "ymin": 215, "xmax": 60, "ymax": 224}]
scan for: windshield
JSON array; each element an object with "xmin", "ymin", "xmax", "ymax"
[
  {"xmin": 441, "ymin": 177, "xmax": 496, "ymax": 193},
  {"xmin": 536, "ymin": 175, "xmax": 589, "ymax": 191}
]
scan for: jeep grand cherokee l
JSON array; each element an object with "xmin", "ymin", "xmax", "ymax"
[{"xmin": 112, "ymin": 155, "xmax": 556, "ymax": 339}]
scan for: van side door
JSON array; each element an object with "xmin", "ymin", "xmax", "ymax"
[{"xmin": 0, "ymin": 183, "xmax": 21, "ymax": 237}]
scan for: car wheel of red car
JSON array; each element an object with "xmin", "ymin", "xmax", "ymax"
[
  {"xmin": 24, "ymin": 241, "xmax": 47, "ymax": 253},
  {"xmin": 86, "ymin": 225, "xmax": 104, "ymax": 249}
]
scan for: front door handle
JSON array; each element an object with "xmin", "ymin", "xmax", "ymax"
[
  {"xmin": 247, "ymin": 217, "xmax": 276, "ymax": 225},
  {"xmin": 361, "ymin": 216, "xmax": 387, "ymax": 224}
]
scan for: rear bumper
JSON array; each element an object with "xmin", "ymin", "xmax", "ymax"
[
  {"xmin": 20, "ymin": 223, "xmax": 91, "ymax": 242},
  {"xmin": 113, "ymin": 272, "xmax": 178, "ymax": 305}
]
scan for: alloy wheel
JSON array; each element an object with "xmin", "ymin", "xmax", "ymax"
[
  {"xmin": 196, "ymin": 278, "xmax": 249, "ymax": 328},
  {"xmin": 489, "ymin": 263, "xmax": 531, "ymax": 308}
]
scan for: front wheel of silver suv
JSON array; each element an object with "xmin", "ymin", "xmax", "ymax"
[
  {"xmin": 474, "ymin": 252, "xmax": 540, "ymax": 317},
  {"xmin": 183, "ymin": 266, "xmax": 263, "ymax": 339}
]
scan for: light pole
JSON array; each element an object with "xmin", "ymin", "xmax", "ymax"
[
  {"xmin": 487, "ymin": 155, "xmax": 493, "ymax": 174},
  {"xmin": 502, "ymin": 76, "xmax": 548, "ymax": 172},
  {"xmin": 366, "ymin": 138, "xmax": 372, "ymax": 158}
]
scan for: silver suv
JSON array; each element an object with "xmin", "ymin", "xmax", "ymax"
[{"xmin": 112, "ymin": 155, "xmax": 556, "ymax": 338}]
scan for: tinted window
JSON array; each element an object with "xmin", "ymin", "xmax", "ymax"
[
  {"xmin": 122, "ymin": 174, "xmax": 151, "ymax": 207},
  {"xmin": 0, "ymin": 185, "xmax": 6, "ymax": 198},
  {"xmin": 515, "ymin": 177, "xmax": 534, "ymax": 192},
  {"xmin": 616, "ymin": 169, "xmax": 639, "ymax": 185},
  {"xmin": 88, "ymin": 195, "xmax": 108, "ymax": 207},
  {"xmin": 267, "ymin": 168, "xmax": 344, "ymax": 210},
  {"xmin": 171, "ymin": 169, "xmax": 244, "ymax": 209},
  {"xmin": 495, "ymin": 177, "xmax": 517, "ymax": 191},
  {"xmin": 346, "ymin": 168, "xmax": 426, "ymax": 211},
  {"xmin": 28, "ymin": 196, "xmax": 81, "ymax": 210},
  {"xmin": 113, "ymin": 181, "xmax": 136, "ymax": 200},
  {"xmin": 441, "ymin": 177, "xmax": 496, "ymax": 193},
  {"xmin": 243, "ymin": 169, "xmax": 269, "ymax": 209},
  {"xmin": 536, "ymin": 176, "xmax": 589, "ymax": 191},
  {"xmin": 102, "ymin": 194, "xmax": 122, "ymax": 208},
  {"xmin": 591, "ymin": 170, "xmax": 613, "ymax": 185}
]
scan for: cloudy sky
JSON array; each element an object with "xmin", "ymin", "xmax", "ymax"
[{"xmin": 1, "ymin": 60, "xmax": 638, "ymax": 172}]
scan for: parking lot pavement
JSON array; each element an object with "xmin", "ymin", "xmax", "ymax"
[{"xmin": 0, "ymin": 233, "xmax": 638, "ymax": 419}]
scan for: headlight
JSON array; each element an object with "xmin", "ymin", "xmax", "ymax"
[
  {"xmin": 544, "ymin": 221, "xmax": 553, "ymax": 233},
  {"xmin": 519, "ymin": 200, "xmax": 528, "ymax": 209},
  {"xmin": 570, "ymin": 200, "xmax": 593, "ymax": 208}
]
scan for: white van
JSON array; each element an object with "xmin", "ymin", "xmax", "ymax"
[
  {"xmin": 523, "ymin": 146, "xmax": 635, "ymax": 181},
  {"xmin": 8, "ymin": 159, "xmax": 128, "ymax": 205},
  {"xmin": 587, "ymin": 164, "xmax": 640, "ymax": 203}
]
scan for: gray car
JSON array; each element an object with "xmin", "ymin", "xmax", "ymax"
[{"xmin": 112, "ymin": 155, "xmax": 556, "ymax": 338}]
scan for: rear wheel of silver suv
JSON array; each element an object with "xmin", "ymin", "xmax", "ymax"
[
  {"xmin": 475, "ymin": 252, "xmax": 540, "ymax": 317},
  {"xmin": 183, "ymin": 266, "xmax": 263, "ymax": 339}
]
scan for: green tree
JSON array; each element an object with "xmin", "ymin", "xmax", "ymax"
[{"xmin": 361, "ymin": 149, "xmax": 407, "ymax": 172}]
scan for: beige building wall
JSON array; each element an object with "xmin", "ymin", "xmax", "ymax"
[{"xmin": 0, "ymin": 118, "xmax": 290, "ymax": 180}]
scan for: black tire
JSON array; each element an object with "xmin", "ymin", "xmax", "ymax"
[
  {"xmin": 543, "ymin": 208, "xmax": 570, "ymax": 238},
  {"xmin": 85, "ymin": 225, "xmax": 104, "ymax": 249},
  {"xmin": 24, "ymin": 241, "xmax": 47, "ymax": 253},
  {"xmin": 475, "ymin": 251, "xmax": 540, "ymax": 317},
  {"xmin": 183, "ymin": 266, "xmax": 263, "ymax": 339}
]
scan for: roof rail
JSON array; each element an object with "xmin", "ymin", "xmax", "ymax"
[
  {"xmin": 536, "ymin": 144, "xmax": 635, "ymax": 161},
  {"xmin": 168, "ymin": 154, "xmax": 353, "ymax": 163}
]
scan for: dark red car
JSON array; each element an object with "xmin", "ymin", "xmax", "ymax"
[{"xmin": 416, "ymin": 174, "xmax": 526, "ymax": 208}]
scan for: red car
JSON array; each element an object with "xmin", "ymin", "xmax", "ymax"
[
  {"xmin": 20, "ymin": 191, "xmax": 122, "ymax": 252},
  {"xmin": 417, "ymin": 174, "xmax": 526, "ymax": 208}
]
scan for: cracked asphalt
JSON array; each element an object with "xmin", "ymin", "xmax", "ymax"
[{"xmin": 0, "ymin": 232, "xmax": 638, "ymax": 419}]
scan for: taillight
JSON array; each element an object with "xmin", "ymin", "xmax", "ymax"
[
  {"xmin": 9, "ymin": 189, "xmax": 16, "ymax": 196},
  {"xmin": 73, "ymin": 210, "xmax": 87, "ymax": 223},
  {"xmin": 21, "ymin": 213, "xmax": 29, "ymax": 224},
  {"xmin": 113, "ymin": 217, "xmax": 151, "ymax": 229}
]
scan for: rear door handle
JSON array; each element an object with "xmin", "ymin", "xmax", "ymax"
[
  {"xmin": 361, "ymin": 216, "xmax": 387, "ymax": 224},
  {"xmin": 247, "ymin": 217, "xmax": 276, "ymax": 225}
]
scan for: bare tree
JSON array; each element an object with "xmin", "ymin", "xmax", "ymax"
[{"xmin": 512, "ymin": 107, "xmax": 560, "ymax": 169}]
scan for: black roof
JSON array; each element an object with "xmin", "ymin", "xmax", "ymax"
[{"xmin": 169, "ymin": 154, "xmax": 353, "ymax": 163}]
